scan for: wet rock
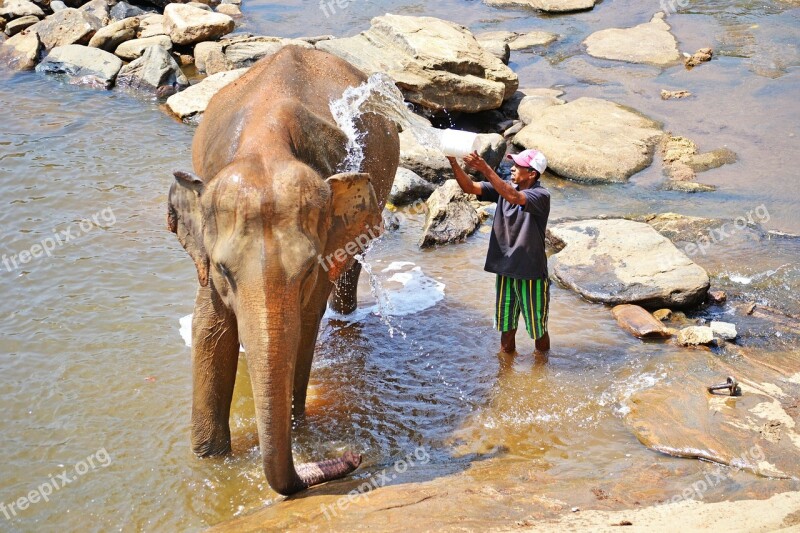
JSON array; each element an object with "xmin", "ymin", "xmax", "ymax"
[
  {"xmin": 584, "ymin": 13, "xmax": 680, "ymax": 66},
  {"xmin": 685, "ymin": 47, "xmax": 712, "ymax": 68},
  {"xmin": 195, "ymin": 34, "xmax": 311, "ymax": 75},
  {"xmin": 612, "ymin": 304, "xmax": 672, "ymax": 339},
  {"xmin": 707, "ymin": 290, "xmax": 727, "ymax": 305},
  {"xmin": 111, "ymin": 2, "xmax": 147, "ymax": 22},
  {"xmin": 114, "ymin": 35, "xmax": 171, "ymax": 60},
  {"xmin": 547, "ymin": 219, "xmax": 710, "ymax": 308},
  {"xmin": 514, "ymin": 97, "xmax": 664, "ymax": 183},
  {"xmin": 389, "ymin": 168, "xmax": 436, "ymax": 206},
  {"xmin": 676, "ymin": 326, "xmax": 714, "ymax": 346},
  {"xmin": 36, "ymin": 44, "xmax": 122, "ymax": 88},
  {"xmin": 137, "ymin": 14, "xmax": 165, "ymax": 38},
  {"xmin": 27, "ymin": 8, "xmax": 103, "ymax": 51},
  {"xmin": 636, "ymin": 213, "xmax": 721, "ymax": 243},
  {"xmin": 483, "ymin": 0, "xmax": 597, "ymax": 12},
  {"xmin": 653, "ymin": 309, "xmax": 672, "ymax": 321},
  {"xmin": 0, "ymin": 0, "xmax": 44, "ymax": 20},
  {"xmin": 215, "ymin": 3, "xmax": 240, "ymax": 16},
  {"xmin": 662, "ymin": 180, "xmax": 716, "ymax": 193},
  {"xmin": 116, "ymin": 44, "xmax": 188, "ymax": 93},
  {"xmin": 509, "ymin": 31, "xmax": 557, "ymax": 51},
  {"xmin": 419, "ymin": 180, "xmax": 481, "ymax": 248},
  {"xmin": 79, "ymin": 0, "xmax": 110, "ymax": 25},
  {"xmin": 661, "ymin": 135, "xmax": 736, "ymax": 173},
  {"xmin": 163, "ymin": 3, "xmax": 234, "ymax": 46},
  {"xmin": 517, "ymin": 88, "xmax": 565, "ymax": 124},
  {"xmin": 710, "ymin": 321, "xmax": 737, "ymax": 341},
  {"xmin": 88, "ymin": 16, "xmax": 139, "ymax": 52},
  {"xmin": 661, "ymin": 89, "xmax": 691, "ymax": 100},
  {"xmin": 4, "ymin": 14, "xmax": 38, "ymax": 36},
  {"xmin": 165, "ymin": 66, "xmax": 247, "ymax": 122},
  {"xmin": 316, "ymin": 14, "xmax": 518, "ymax": 113},
  {"xmin": 0, "ymin": 29, "xmax": 41, "ymax": 70}
]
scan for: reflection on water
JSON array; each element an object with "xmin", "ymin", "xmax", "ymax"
[{"xmin": 1, "ymin": 0, "xmax": 799, "ymax": 530}]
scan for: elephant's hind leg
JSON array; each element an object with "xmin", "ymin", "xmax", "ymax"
[
  {"xmin": 328, "ymin": 261, "xmax": 362, "ymax": 315},
  {"xmin": 191, "ymin": 283, "xmax": 239, "ymax": 457}
]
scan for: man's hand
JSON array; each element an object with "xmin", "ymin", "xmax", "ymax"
[{"xmin": 463, "ymin": 151, "xmax": 492, "ymax": 175}]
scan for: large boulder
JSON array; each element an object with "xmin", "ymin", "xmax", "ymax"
[
  {"xmin": 547, "ymin": 218, "xmax": 710, "ymax": 308},
  {"xmin": 165, "ymin": 67, "xmax": 247, "ymax": 122},
  {"xmin": 0, "ymin": 29, "xmax": 41, "ymax": 70},
  {"xmin": 483, "ymin": 0, "xmax": 597, "ymax": 12},
  {"xmin": 316, "ymin": 14, "xmax": 518, "ymax": 113},
  {"xmin": 194, "ymin": 34, "xmax": 312, "ymax": 75},
  {"xmin": 116, "ymin": 44, "xmax": 188, "ymax": 93},
  {"xmin": 26, "ymin": 8, "xmax": 103, "ymax": 51},
  {"xmin": 163, "ymin": 3, "xmax": 234, "ymax": 46},
  {"xmin": 389, "ymin": 168, "xmax": 436, "ymax": 206},
  {"xmin": 0, "ymin": 0, "xmax": 44, "ymax": 20},
  {"xmin": 419, "ymin": 180, "xmax": 481, "ymax": 248},
  {"xmin": 35, "ymin": 44, "xmax": 123, "ymax": 88},
  {"xmin": 584, "ymin": 13, "xmax": 680, "ymax": 66},
  {"xmin": 88, "ymin": 16, "xmax": 139, "ymax": 51},
  {"xmin": 514, "ymin": 97, "xmax": 664, "ymax": 183}
]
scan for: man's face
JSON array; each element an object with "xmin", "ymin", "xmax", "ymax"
[{"xmin": 510, "ymin": 164, "xmax": 537, "ymax": 188}]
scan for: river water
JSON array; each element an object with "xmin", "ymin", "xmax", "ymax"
[{"xmin": 0, "ymin": 0, "xmax": 798, "ymax": 531}]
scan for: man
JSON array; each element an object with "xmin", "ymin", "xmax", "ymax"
[{"xmin": 447, "ymin": 149, "xmax": 551, "ymax": 354}]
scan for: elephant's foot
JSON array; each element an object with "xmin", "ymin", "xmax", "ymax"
[
  {"xmin": 296, "ymin": 450, "xmax": 362, "ymax": 488},
  {"xmin": 191, "ymin": 429, "xmax": 232, "ymax": 457}
]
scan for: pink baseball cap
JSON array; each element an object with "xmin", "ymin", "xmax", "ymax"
[{"xmin": 507, "ymin": 149, "xmax": 547, "ymax": 174}]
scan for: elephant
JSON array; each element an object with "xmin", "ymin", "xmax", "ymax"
[{"xmin": 167, "ymin": 46, "xmax": 400, "ymax": 495}]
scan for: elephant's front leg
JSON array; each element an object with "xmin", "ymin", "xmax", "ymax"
[
  {"xmin": 292, "ymin": 309, "xmax": 324, "ymax": 419},
  {"xmin": 191, "ymin": 282, "xmax": 240, "ymax": 457}
]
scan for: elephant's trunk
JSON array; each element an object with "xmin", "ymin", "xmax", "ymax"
[{"xmin": 239, "ymin": 292, "xmax": 361, "ymax": 496}]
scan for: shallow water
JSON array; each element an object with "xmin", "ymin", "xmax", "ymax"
[{"xmin": 1, "ymin": 0, "xmax": 799, "ymax": 530}]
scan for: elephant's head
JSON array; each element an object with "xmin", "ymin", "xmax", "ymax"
[{"xmin": 167, "ymin": 156, "xmax": 382, "ymax": 494}]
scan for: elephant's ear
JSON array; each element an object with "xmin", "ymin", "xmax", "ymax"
[
  {"xmin": 168, "ymin": 170, "xmax": 210, "ymax": 287},
  {"xmin": 323, "ymin": 172, "xmax": 383, "ymax": 282}
]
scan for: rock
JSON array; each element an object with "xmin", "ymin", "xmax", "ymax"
[
  {"xmin": 660, "ymin": 135, "xmax": 736, "ymax": 174},
  {"xmin": 676, "ymin": 326, "xmax": 714, "ymax": 345},
  {"xmin": 474, "ymin": 30, "xmax": 516, "ymax": 42},
  {"xmin": 109, "ymin": 1, "xmax": 148, "ymax": 21},
  {"xmin": 474, "ymin": 133, "xmax": 506, "ymax": 171},
  {"xmin": 88, "ymin": 16, "xmax": 138, "ymax": 51},
  {"xmin": 0, "ymin": 0, "xmax": 44, "ymax": 20},
  {"xmin": 685, "ymin": 47, "xmax": 712, "ymax": 68},
  {"xmin": 419, "ymin": 180, "xmax": 481, "ymax": 248},
  {"xmin": 36, "ymin": 44, "xmax": 122, "ymax": 88},
  {"xmin": 516, "ymin": 88, "xmax": 565, "ymax": 124},
  {"xmin": 137, "ymin": 14, "xmax": 165, "ymax": 38},
  {"xmin": 508, "ymin": 31, "xmax": 557, "ymax": 51},
  {"xmin": 116, "ymin": 44, "xmax": 188, "ymax": 93},
  {"xmin": 50, "ymin": 1, "xmax": 67, "ymax": 12},
  {"xmin": 163, "ymin": 3, "xmax": 234, "ymax": 46},
  {"xmin": 187, "ymin": 1, "xmax": 212, "ymax": 11},
  {"xmin": 661, "ymin": 89, "xmax": 691, "ymax": 100},
  {"xmin": 662, "ymin": 180, "xmax": 716, "ymax": 193},
  {"xmin": 514, "ymin": 97, "xmax": 664, "ymax": 183},
  {"xmin": 584, "ymin": 13, "xmax": 680, "ymax": 66},
  {"xmin": 26, "ymin": 8, "xmax": 103, "ymax": 51},
  {"xmin": 653, "ymin": 308, "xmax": 672, "ymax": 321},
  {"xmin": 114, "ymin": 35, "xmax": 171, "ymax": 60},
  {"xmin": 79, "ymin": 0, "xmax": 110, "ymax": 25},
  {"xmin": 0, "ymin": 19, "xmax": 6, "ymax": 33},
  {"xmin": 483, "ymin": 0, "xmax": 597, "ymax": 12},
  {"xmin": 215, "ymin": 3, "xmax": 240, "ymax": 16},
  {"xmin": 707, "ymin": 290, "xmax": 726, "ymax": 304},
  {"xmin": 4, "ymin": 14, "xmax": 38, "ymax": 36},
  {"xmin": 0, "ymin": 29, "xmax": 40, "ymax": 70},
  {"xmin": 477, "ymin": 39, "xmax": 510, "ymax": 64},
  {"xmin": 503, "ymin": 121, "xmax": 524, "ymax": 138},
  {"xmin": 316, "ymin": 14, "xmax": 518, "ymax": 113},
  {"xmin": 389, "ymin": 168, "xmax": 436, "ymax": 206},
  {"xmin": 612, "ymin": 304, "xmax": 672, "ymax": 339},
  {"xmin": 547, "ymin": 219, "xmax": 710, "ymax": 308},
  {"xmin": 165, "ymin": 67, "xmax": 247, "ymax": 122},
  {"xmin": 710, "ymin": 321, "xmax": 737, "ymax": 341},
  {"xmin": 399, "ymin": 128, "xmax": 451, "ymax": 184},
  {"xmin": 195, "ymin": 34, "xmax": 311, "ymax": 75}
]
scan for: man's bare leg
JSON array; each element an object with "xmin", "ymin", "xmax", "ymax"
[{"xmin": 500, "ymin": 329, "xmax": 517, "ymax": 354}]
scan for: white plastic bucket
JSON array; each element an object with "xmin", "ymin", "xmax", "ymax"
[{"xmin": 436, "ymin": 129, "xmax": 480, "ymax": 158}]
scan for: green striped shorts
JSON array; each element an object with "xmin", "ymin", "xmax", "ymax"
[{"xmin": 494, "ymin": 275, "xmax": 550, "ymax": 339}]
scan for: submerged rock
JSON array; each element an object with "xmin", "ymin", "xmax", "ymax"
[
  {"xmin": 483, "ymin": 0, "xmax": 597, "ymax": 12},
  {"xmin": 514, "ymin": 97, "xmax": 664, "ymax": 183},
  {"xmin": 612, "ymin": 304, "xmax": 672, "ymax": 339},
  {"xmin": 419, "ymin": 180, "xmax": 480, "ymax": 248},
  {"xmin": 36, "ymin": 44, "xmax": 123, "ymax": 88},
  {"xmin": 547, "ymin": 219, "xmax": 710, "ymax": 308},
  {"xmin": 165, "ymin": 67, "xmax": 248, "ymax": 122},
  {"xmin": 389, "ymin": 168, "xmax": 436, "ymax": 206},
  {"xmin": 584, "ymin": 13, "xmax": 680, "ymax": 66},
  {"xmin": 116, "ymin": 44, "xmax": 188, "ymax": 94},
  {"xmin": 661, "ymin": 89, "xmax": 692, "ymax": 100},
  {"xmin": 685, "ymin": 47, "xmax": 713, "ymax": 68},
  {"xmin": 163, "ymin": 3, "xmax": 234, "ymax": 46},
  {"xmin": 676, "ymin": 326, "xmax": 714, "ymax": 346},
  {"xmin": 316, "ymin": 14, "xmax": 518, "ymax": 113}
]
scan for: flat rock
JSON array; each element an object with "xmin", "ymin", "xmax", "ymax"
[
  {"xmin": 114, "ymin": 35, "xmax": 171, "ymax": 60},
  {"xmin": 317, "ymin": 14, "xmax": 518, "ymax": 113},
  {"xmin": 36, "ymin": 44, "xmax": 122, "ymax": 88},
  {"xmin": 517, "ymin": 88, "xmax": 564, "ymax": 124},
  {"xmin": 163, "ymin": 3, "xmax": 233, "ymax": 46},
  {"xmin": 419, "ymin": 180, "xmax": 481, "ymax": 248},
  {"xmin": 4, "ymin": 14, "xmax": 38, "ymax": 36},
  {"xmin": 389, "ymin": 168, "xmax": 436, "ymax": 206},
  {"xmin": 508, "ymin": 31, "xmax": 558, "ymax": 51},
  {"xmin": 663, "ymin": 180, "xmax": 716, "ymax": 193},
  {"xmin": 677, "ymin": 326, "xmax": 714, "ymax": 345},
  {"xmin": 0, "ymin": 29, "xmax": 41, "ymax": 70},
  {"xmin": 0, "ymin": 0, "xmax": 44, "ymax": 20},
  {"xmin": 477, "ymin": 39, "xmax": 510, "ymax": 64},
  {"xmin": 661, "ymin": 89, "xmax": 691, "ymax": 100},
  {"xmin": 710, "ymin": 321, "xmax": 737, "ymax": 341},
  {"xmin": 165, "ymin": 66, "xmax": 247, "ymax": 122},
  {"xmin": 26, "ymin": 8, "xmax": 103, "ymax": 51},
  {"xmin": 195, "ymin": 34, "xmax": 312, "ymax": 75},
  {"xmin": 584, "ymin": 13, "xmax": 680, "ymax": 66},
  {"xmin": 116, "ymin": 44, "xmax": 188, "ymax": 93},
  {"xmin": 514, "ymin": 97, "xmax": 664, "ymax": 183},
  {"xmin": 547, "ymin": 219, "xmax": 710, "ymax": 308},
  {"xmin": 612, "ymin": 304, "xmax": 671, "ymax": 339},
  {"xmin": 483, "ymin": 0, "xmax": 597, "ymax": 12},
  {"xmin": 88, "ymin": 16, "xmax": 138, "ymax": 51}
]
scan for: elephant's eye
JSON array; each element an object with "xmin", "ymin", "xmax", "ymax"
[{"xmin": 217, "ymin": 263, "xmax": 236, "ymax": 290}]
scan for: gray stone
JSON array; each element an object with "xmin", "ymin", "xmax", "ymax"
[
  {"xmin": 79, "ymin": 0, "xmax": 111, "ymax": 25},
  {"xmin": 474, "ymin": 133, "xmax": 506, "ymax": 172},
  {"xmin": 514, "ymin": 97, "xmax": 663, "ymax": 183},
  {"xmin": 116, "ymin": 44, "xmax": 188, "ymax": 93},
  {"xmin": 662, "ymin": 180, "xmax": 716, "ymax": 193},
  {"xmin": 110, "ymin": 1, "xmax": 148, "ymax": 21},
  {"xmin": 5, "ymin": 14, "xmax": 38, "ymax": 36},
  {"xmin": 508, "ymin": 31, "xmax": 557, "ymax": 51},
  {"xmin": 419, "ymin": 180, "xmax": 481, "ymax": 248},
  {"xmin": 484, "ymin": 0, "xmax": 596, "ymax": 12},
  {"xmin": 710, "ymin": 321, "xmax": 737, "ymax": 341},
  {"xmin": 316, "ymin": 14, "xmax": 518, "ymax": 113},
  {"xmin": 0, "ymin": 29, "xmax": 40, "ymax": 70},
  {"xmin": 389, "ymin": 168, "xmax": 436, "ymax": 206},
  {"xmin": 88, "ymin": 16, "xmax": 139, "ymax": 51},
  {"xmin": 584, "ymin": 13, "xmax": 680, "ymax": 66},
  {"xmin": 49, "ymin": 1, "xmax": 67, "ymax": 11},
  {"xmin": 163, "ymin": 3, "xmax": 234, "ymax": 46},
  {"xmin": 0, "ymin": 0, "xmax": 44, "ymax": 20},
  {"xmin": 26, "ymin": 8, "xmax": 103, "ymax": 51},
  {"xmin": 547, "ymin": 218, "xmax": 710, "ymax": 308},
  {"xmin": 114, "ymin": 35, "xmax": 171, "ymax": 60},
  {"xmin": 36, "ymin": 44, "xmax": 122, "ymax": 88},
  {"xmin": 676, "ymin": 326, "xmax": 714, "ymax": 346},
  {"xmin": 165, "ymin": 67, "xmax": 247, "ymax": 122}
]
